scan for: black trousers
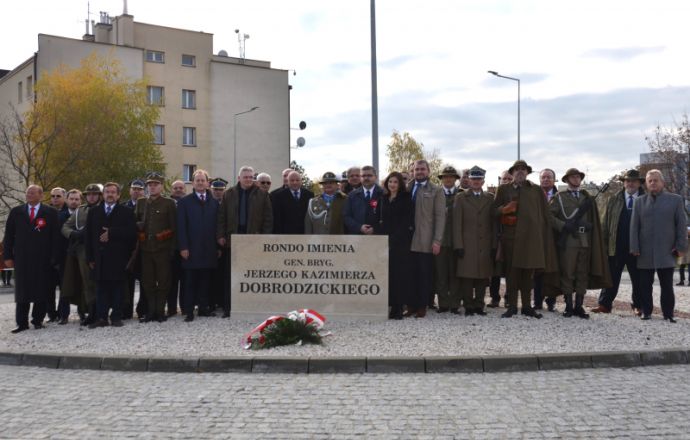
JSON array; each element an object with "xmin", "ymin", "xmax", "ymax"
[
  {"xmin": 409, "ymin": 252, "xmax": 433, "ymax": 310},
  {"xmin": 184, "ymin": 269, "xmax": 212, "ymax": 316},
  {"xmin": 533, "ymin": 273, "xmax": 556, "ymax": 309},
  {"xmin": 639, "ymin": 267, "xmax": 675, "ymax": 318},
  {"xmin": 96, "ymin": 280, "xmax": 124, "ymax": 322},
  {"xmin": 598, "ymin": 254, "xmax": 640, "ymax": 309},
  {"xmin": 167, "ymin": 254, "xmax": 183, "ymax": 314},
  {"xmin": 489, "ymin": 276, "xmax": 502, "ymax": 303},
  {"xmin": 16, "ymin": 302, "xmax": 46, "ymax": 327}
]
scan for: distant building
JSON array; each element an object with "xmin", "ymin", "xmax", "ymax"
[{"xmin": 0, "ymin": 11, "xmax": 290, "ymax": 186}]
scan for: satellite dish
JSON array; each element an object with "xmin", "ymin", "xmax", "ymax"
[
  {"xmin": 298, "ymin": 121, "xmax": 307, "ymax": 130},
  {"xmin": 218, "ymin": 50, "xmax": 228, "ymax": 57},
  {"xmin": 296, "ymin": 137, "xmax": 306, "ymax": 148}
]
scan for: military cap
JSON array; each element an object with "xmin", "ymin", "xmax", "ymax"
[
  {"xmin": 438, "ymin": 166, "xmax": 460, "ymax": 179},
  {"xmin": 145, "ymin": 171, "xmax": 165, "ymax": 184},
  {"xmin": 130, "ymin": 179, "xmax": 145, "ymax": 189},
  {"xmin": 508, "ymin": 160, "xmax": 533, "ymax": 174},
  {"xmin": 84, "ymin": 183, "xmax": 103, "ymax": 194},
  {"xmin": 211, "ymin": 178, "xmax": 228, "ymax": 189},
  {"xmin": 320, "ymin": 171, "xmax": 340, "ymax": 184},
  {"xmin": 619, "ymin": 169, "xmax": 644, "ymax": 182},
  {"xmin": 468, "ymin": 165, "xmax": 486, "ymax": 179},
  {"xmin": 561, "ymin": 167, "xmax": 585, "ymax": 183}
]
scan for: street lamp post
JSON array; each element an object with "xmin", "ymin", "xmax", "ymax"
[
  {"xmin": 233, "ymin": 106, "xmax": 259, "ymax": 182},
  {"xmin": 488, "ymin": 71, "xmax": 520, "ymax": 160},
  {"xmin": 370, "ymin": 0, "xmax": 379, "ymax": 172}
]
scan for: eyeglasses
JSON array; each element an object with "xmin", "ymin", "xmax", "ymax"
[
  {"xmin": 50, "ymin": 195, "xmax": 63, "ymax": 198},
  {"xmin": 361, "ymin": 174, "xmax": 375, "ymax": 178},
  {"xmin": 259, "ymin": 181, "xmax": 271, "ymax": 185}
]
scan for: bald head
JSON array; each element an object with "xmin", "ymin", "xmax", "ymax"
[
  {"xmin": 26, "ymin": 185, "xmax": 43, "ymax": 205},
  {"xmin": 287, "ymin": 171, "xmax": 302, "ymax": 191}
]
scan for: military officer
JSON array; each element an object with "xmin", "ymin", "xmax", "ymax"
[
  {"xmin": 210, "ymin": 178, "xmax": 228, "ymax": 202},
  {"xmin": 434, "ymin": 166, "xmax": 462, "ymax": 314},
  {"xmin": 493, "ymin": 160, "xmax": 557, "ymax": 318},
  {"xmin": 209, "ymin": 177, "xmax": 229, "ymax": 313},
  {"xmin": 305, "ymin": 172, "xmax": 347, "ymax": 234},
  {"xmin": 61, "ymin": 183, "xmax": 102, "ymax": 325},
  {"xmin": 549, "ymin": 168, "xmax": 610, "ymax": 318},
  {"xmin": 122, "ymin": 179, "xmax": 145, "ymax": 319},
  {"xmin": 453, "ymin": 166, "xmax": 495, "ymax": 315},
  {"xmin": 135, "ymin": 172, "xmax": 177, "ymax": 323}
]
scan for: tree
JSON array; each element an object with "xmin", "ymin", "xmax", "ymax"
[
  {"xmin": 385, "ymin": 130, "xmax": 443, "ymax": 183},
  {"xmin": 0, "ymin": 52, "xmax": 163, "ymax": 214},
  {"xmin": 642, "ymin": 113, "xmax": 690, "ymax": 197},
  {"xmin": 290, "ymin": 160, "xmax": 314, "ymax": 189}
]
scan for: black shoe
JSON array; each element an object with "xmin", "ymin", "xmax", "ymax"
[
  {"xmin": 465, "ymin": 308, "xmax": 476, "ymax": 316},
  {"xmin": 47, "ymin": 315, "xmax": 58, "ymax": 323},
  {"xmin": 562, "ymin": 310, "xmax": 573, "ymax": 318},
  {"xmin": 547, "ymin": 303, "xmax": 556, "ymax": 312},
  {"xmin": 11, "ymin": 326, "xmax": 29, "ymax": 334},
  {"xmin": 184, "ymin": 315, "xmax": 194, "ymax": 322},
  {"xmin": 501, "ymin": 308, "xmax": 517, "ymax": 318},
  {"xmin": 82, "ymin": 316, "xmax": 96, "ymax": 327},
  {"xmin": 521, "ymin": 308, "xmax": 543, "ymax": 319},
  {"xmin": 487, "ymin": 301, "xmax": 500, "ymax": 308},
  {"xmin": 437, "ymin": 307, "xmax": 449, "ymax": 313},
  {"xmin": 88, "ymin": 319, "xmax": 108, "ymax": 329},
  {"xmin": 222, "ymin": 311, "xmax": 230, "ymax": 318},
  {"xmin": 198, "ymin": 311, "xmax": 217, "ymax": 317},
  {"xmin": 155, "ymin": 316, "xmax": 166, "ymax": 323},
  {"xmin": 676, "ymin": 281, "xmax": 685, "ymax": 286},
  {"xmin": 573, "ymin": 307, "xmax": 589, "ymax": 319},
  {"xmin": 142, "ymin": 316, "xmax": 154, "ymax": 323},
  {"xmin": 450, "ymin": 308, "xmax": 461, "ymax": 315},
  {"xmin": 475, "ymin": 309, "xmax": 487, "ymax": 316},
  {"xmin": 392, "ymin": 313, "xmax": 403, "ymax": 320},
  {"xmin": 641, "ymin": 314, "xmax": 652, "ymax": 320},
  {"xmin": 428, "ymin": 304, "xmax": 438, "ymax": 310},
  {"xmin": 664, "ymin": 316, "xmax": 676, "ymax": 323},
  {"xmin": 533, "ymin": 304, "xmax": 543, "ymax": 310},
  {"xmin": 58, "ymin": 318, "xmax": 69, "ymax": 325},
  {"xmin": 166, "ymin": 311, "xmax": 177, "ymax": 318},
  {"xmin": 33, "ymin": 323, "xmax": 45, "ymax": 329},
  {"xmin": 111, "ymin": 320, "xmax": 124, "ymax": 327}
]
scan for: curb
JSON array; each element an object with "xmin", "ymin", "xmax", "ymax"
[{"xmin": 0, "ymin": 348, "xmax": 688, "ymax": 374}]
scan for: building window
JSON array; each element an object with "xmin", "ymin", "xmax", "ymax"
[
  {"xmin": 17, "ymin": 81, "xmax": 23, "ymax": 103},
  {"xmin": 147, "ymin": 86, "xmax": 164, "ymax": 106},
  {"xmin": 182, "ymin": 89, "xmax": 196, "ymax": 109},
  {"xmin": 145, "ymin": 50, "xmax": 165, "ymax": 63},
  {"xmin": 153, "ymin": 125, "xmax": 165, "ymax": 145},
  {"xmin": 183, "ymin": 164, "xmax": 197, "ymax": 182},
  {"xmin": 26, "ymin": 76, "xmax": 33, "ymax": 99},
  {"xmin": 182, "ymin": 127, "xmax": 196, "ymax": 146},
  {"xmin": 182, "ymin": 54, "xmax": 196, "ymax": 67}
]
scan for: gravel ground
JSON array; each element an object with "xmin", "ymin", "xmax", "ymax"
[{"xmin": 1, "ymin": 282, "xmax": 689, "ymax": 358}]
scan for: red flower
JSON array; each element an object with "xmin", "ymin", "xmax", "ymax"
[
  {"xmin": 369, "ymin": 199, "xmax": 378, "ymax": 209},
  {"xmin": 34, "ymin": 218, "xmax": 47, "ymax": 231}
]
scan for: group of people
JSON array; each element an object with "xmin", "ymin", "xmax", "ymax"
[{"xmin": 2, "ymin": 158, "xmax": 688, "ymax": 334}]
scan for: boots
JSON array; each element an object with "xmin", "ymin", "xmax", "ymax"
[
  {"xmin": 573, "ymin": 293, "xmax": 589, "ymax": 319},
  {"xmin": 521, "ymin": 307, "xmax": 543, "ymax": 319},
  {"xmin": 562, "ymin": 293, "xmax": 573, "ymax": 317}
]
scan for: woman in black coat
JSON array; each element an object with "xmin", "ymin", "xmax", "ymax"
[{"xmin": 374, "ymin": 172, "xmax": 415, "ymax": 320}]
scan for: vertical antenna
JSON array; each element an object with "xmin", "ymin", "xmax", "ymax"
[{"xmin": 123, "ymin": 0, "xmax": 128, "ymax": 14}]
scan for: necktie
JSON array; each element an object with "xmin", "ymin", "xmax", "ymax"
[
  {"xmin": 106, "ymin": 205, "xmax": 112, "ymax": 216},
  {"xmin": 413, "ymin": 182, "xmax": 421, "ymax": 201},
  {"xmin": 29, "ymin": 206, "xmax": 35, "ymax": 223},
  {"xmin": 293, "ymin": 191, "xmax": 299, "ymax": 201},
  {"xmin": 200, "ymin": 193, "xmax": 205, "ymax": 202},
  {"xmin": 628, "ymin": 195, "xmax": 633, "ymax": 210},
  {"xmin": 365, "ymin": 190, "xmax": 371, "ymax": 201},
  {"xmin": 572, "ymin": 191, "xmax": 579, "ymax": 199}
]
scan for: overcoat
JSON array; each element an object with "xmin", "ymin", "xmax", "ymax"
[
  {"xmin": 85, "ymin": 204, "xmax": 137, "ymax": 281},
  {"xmin": 630, "ymin": 190, "xmax": 688, "ymax": 269},
  {"xmin": 217, "ymin": 184, "xmax": 273, "ymax": 239},
  {"xmin": 304, "ymin": 192, "xmax": 347, "ymax": 235},
  {"xmin": 272, "ymin": 187, "xmax": 314, "ymax": 234},
  {"xmin": 408, "ymin": 181, "xmax": 445, "ymax": 253},
  {"xmin": 343, "ymin": 185, "xmax": 384, "ymax": 234},
  {"xmin": 453, "ymin": 191, "xmax": 496, "ymax": 279},
  {"xmin": 548, "ymin": 189, "xmax": 612, "ymax": 291},
  {"xmin": 177, "ymin": 190, "xmax": 220, "ymax": 269},
  {"xmin": 2, "ymin": 203, "xmax": 60, "ymax": 303}
]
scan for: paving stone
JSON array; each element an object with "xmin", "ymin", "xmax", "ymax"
[
  {"xmin": 101, "ymin": 356, "xmax": 149, "ymax": 372},
  {"xmin": 251, "ymin": 357, "xmax": 308, "ymax": 373},
  {"xmin": 21, "ymin": 353, "xmax": 60, "ymax": 368},
  {"xmin": 639, "ymin": 349, "xmax": 688, "ymax": 366},
  {"xmin": 59, "ymin": 355, "xmax": 103, "ymax": 370},
  {"xmin": 148, "ymin": 357, "xmax": 199, "ymax": 373},
  {"xmin": 366, "ymin": 357, "xmax": 425, "ymax": 373},
  {"xmin": 424, "ymin": 356, "xmax": 483, "ymax": 373},
  {"xmin": 308, "ymin": 357, "xmax": 366, "ymax": 374},
  {"xmin": 198, "ymin": 357, "xmax": 253, "ymax": 373},
  {"xmin": 483, "ymin": 354, "xmax": 539, "ymax": 372},
  {"xmin": 590, "ymin": 351, "xmax": 642, "ymax": 369},
  {"xmin": 538, "ymin": 353, "xmax": 592, "ymax": 370},
  {"xmin": 0, "ymin": 351, "xmax": 22, "ymax": 366}
]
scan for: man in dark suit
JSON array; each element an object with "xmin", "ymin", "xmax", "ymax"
[
  {"xmin": 3, "ymin": 185, "xmax": 60, "ymax": 333},
  {"xmin": 343, "ymin": 165, "xmax": 383, "ymax": 235},
  {"xmin": 55, "ymin": 189, "xmax": 82, "ymax": 324},
  {"xmin": 269, "ymin": 168, "xmax": 292, "ymax": 198},
  {"xmin": 121, "ymin": 179, "xmax": 145, "ymax": 319},
  {"xmin": 177, "ymin": 169, "xmax": 220, "ymax": 321},
  {"xmin": 86, "ymin": 182, "xmax": 137, "ymax": 328},
  {"xmin": 46, "ymin": 187, "xmax": 68, "ymax": 322},
  {"xmin": 272, "ymin": 171, "xmax": 314, "ymax": 234}
]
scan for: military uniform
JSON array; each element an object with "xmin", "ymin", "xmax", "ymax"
[
  {"xmin": 136, "ymin": 173, "xmax": 177, "ymax": 321},
  {"xmin": 122, "ymin": 179, "xmax": 145, "ymax": 319},
  {"xmin": 434, "ymin": 166, "xmax": 462, "ymax": 312},
  {"xmin": 304, "ymin": 172, "xmax": 346, "ymax": 235},
  {"xmin": 209, "ymin": 178, "xmax": 229, "ymax": 315},
  {"xmin": 61, "ymin": 184, "xmax": 102, "ymax": 323},
  {"xmin": 453, "ymin": 166, "xmax": 495, "ymax": 315}
]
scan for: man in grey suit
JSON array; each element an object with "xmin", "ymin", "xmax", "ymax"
[
  {"xmin": 630, "ymin": 169, "xmax": 688, "ymax": 322},
  {"xmin": 406, "ymin": 159, "xmax": 445, "ymax": 317}
]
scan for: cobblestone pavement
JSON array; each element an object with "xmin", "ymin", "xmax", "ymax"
[{"xmin": 1, "ymin": 364, "xmax": 689, "ymax": 439}]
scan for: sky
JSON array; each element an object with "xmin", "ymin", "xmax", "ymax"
[{"xmin": 2, "ymin": 0, "xmax": 690, "ymax": 185}]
